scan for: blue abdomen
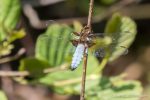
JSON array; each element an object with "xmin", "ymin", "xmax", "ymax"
[{"xmin": 71, "ymin": 43, "xmax": 85, "ymax": 70}]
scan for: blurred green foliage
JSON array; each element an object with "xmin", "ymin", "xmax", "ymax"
[
  {"xmin": 100, "ymin": 0, "xmax": 118, "ymax": 5},
  {"xmin": 35, "ymin": 24, "xmax": 74, "ymax": 67},
  {"xmin": 85, "ymin": 75, "xmax": 142, "ymax": 100},
  {"xmin": 67, "ymin": 0, "xmax": 119, "ymax": 15},
  {"xmin": 0, "ymin": 0, "xmax": 142, "ymax": 99},
  {"xmin": 19, "ymin": 58, "xmax": 50, "ymax": 78},
  {"xmin": 38, "ymin": 52, "xmax": 99, "ymax": 94},
  {"xmin": 25, "ymin": 13, "xmax": 142, "ymax": 99},
  {"xmin": 0, "ymin": 91, "xmax": 7, "ymax": 100},
  {"xmin": 89, "ymin": 14, "xmax": 137, "ymax": 72},
  {"xmin": 0, "ymin": 0, "xmax": 21, "ymax": 41},
  {"xmin": 104, "ymin": 13, "xmax": 137, "ymax": 62},
  {"xmin": 0, "ymin": 0, "xmax": 25, "ymax": 57},
  {"xmin": 0, "ymin": 29, "xmax": 25, "ymax": 56}
]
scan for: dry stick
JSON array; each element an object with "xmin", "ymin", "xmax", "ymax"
[
  {"xmin": 80, "ymin": 0, "xmax": 94, "ymax": 100},
  {"xmin": 23, "ymin": 0, "xmax": 139, "ymax": 29},
  {"xmin": 0, "ymin": 63, "xmax": 68, "ymax": 77},
  {"xmin": 80, "ymin": 47, "xmax": 88, "ymax": 100},
  {"xmin": 93, "ymin": 0, "xmax": 138, "ymax": 23},
  {"xmin": 0, "ymin": 48, "xmax": 26, "ymax": 64},
  {"xmin": 87, "ymin": 0, "xmax": 94, "ymax": 31}
]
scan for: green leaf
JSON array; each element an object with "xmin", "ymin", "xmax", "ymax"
[
  {"xmin": 85, "ymin": 75, "xmax": 143, "ymax": 100},
  {"xmin": 90, "ymin": 36, "xmax": 112, "ymax": 52},
  {"xmin": 0, "ymin": 90, "xmax": 7, "ymax": 100},
  {"xmin": 35, "ymin": 24, "xmax": 74, "ymax": 67},
  {"xmin": 0, "ymin": 0, "xmax": 21, "ymax": 41},
  {"xmin": 33, "ymin": 22, "xmax": 141, "ymax": 100},
  {"xmin": 73, "ymin": 21, "xmax": 83, "ymax": 32},
  {"xmin": 100, "ymin": 0, "xmax": 118, "ymax": 5},
  {"xmin": 7, "ymin": 29, "xmax": 26, "ymax": 43},
  {"xmin": 0, "ymin": 41, "xmax": 14, "ymax": 57},
  {"xmin": 0, "ymin": 29, "xmax": 25, "ymax": 57},
  {"xmin": 19, "ymin": 58, "xmax": 50, "ymax": 77},
  {"xmin": 38, "ymin": 53, "xmax": 99, "ymax": 94},
  {"xmin": 0, "ymin": 0, "xmax": 24, "ymax": 56},
  {"xmin": 104, "ymin": 13, "xmax": 137, "ymax": 61},
  {"xmin": 39, "ymin": 71, "xmax": 142, "ymax": 100},
  {"xmin": 35, "ymin": 23, "xmax": 100, "ymax": 94}
]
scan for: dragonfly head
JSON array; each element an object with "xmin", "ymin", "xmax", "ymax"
[{"xmin": 85, "ymin": 37, "xmax": 95, "ymax": 47}]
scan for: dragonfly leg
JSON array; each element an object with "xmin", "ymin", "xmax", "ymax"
[
  {"xmin": 88, "ymin": 42, "xmax": 95, "ymax": 48},
  {"xmin": 88, "ymin": 33, "xmax": 104, "ymax": 38},
  {"xmin": 80, "ymin": 26, "xmax": 90, "ymax": 33},
  {"xmin": 84, "ymin": 44, "xmax": 88, "ymax": 55},
  {"xmin": 70, "ymin": 39, "xmax": 79, "ymax": 47},
  {"xmin": 72, "ymin": 32, "xmax": 80, "ymax": 36}
]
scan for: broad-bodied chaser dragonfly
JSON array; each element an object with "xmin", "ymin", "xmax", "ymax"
[
  {"xmin": 37, "ymin": 26, "xmax": 129, "ymax": 70},
  {"xmin": 70, "ymin": 26, "xmax": 130, "ymax": 70}
]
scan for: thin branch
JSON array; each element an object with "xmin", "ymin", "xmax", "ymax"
[
  {"xmin": 87, "ymin": 0, "xmax": 94, "ymax": 32},
  {"xmin": 23, "ymin": 4, "xmax": 87, "ymax": 29},
  {"xmin": 53, "ymin": 74, "xmax": 98, "ymax": 87},
  {"xmin": 23, "ymin": 4, "xmax": 53, "ymax": 29},
  {"xmin": 1, "ymin": 64, "xmax": 16, "ymax": 100},
  {"xmin": 23, "ymin": 0, "xmax": 141, "ymax": 29},
  {"xmin": 80, "ymin": 0, "xmax": 94, "ymax": 100},
  {"xmin": 44, "ymin": 64, "xmax": 68, "ymax": 73},
  {"xmin": 0, "ymin": 48, "xmax": 26, "ymax": 64},
  {"xmin": 93, "ymin": 0, "xmax": 138, "ymax": 22},
  {"xmin": 80, "ymin": 48, "xmax": 88, "ymax": 100},
  {"xmin": 23, "ymin": 4, "xmax": 85, "ymax": 29},
  {"xmin": 0, "ymin": 63, "xmax": 68, "ymax": 77},
  {"xmin": 22, "ymin": 0, "xmax": 64, "ymax": 7},
  {"xmin": 0, "ymin": 71, "xmax": 29, "ymax": 77}
]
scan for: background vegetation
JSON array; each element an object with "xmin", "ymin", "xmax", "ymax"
[{"xmin": 0, "ymin": 0, "xmax": 150, "ymax": 100}]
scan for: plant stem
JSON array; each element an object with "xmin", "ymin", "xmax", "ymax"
[
  {"xmin": 0, "ymin": 63, "xmax": 68, "ymax": 77},
  {"xmin": 0, "ymin": 48, "xmax": 26, "ymax": 64},
  {"xmin": 87, "ymin": 0, "xmax": 94, "ymax": 32},
  {"xmin": 80, "ymin": 48, "xmax": 88, "ymax": 100},
  {"xmin": 80, "ymin": 0, "xmax": 94, "ymax": 100}
]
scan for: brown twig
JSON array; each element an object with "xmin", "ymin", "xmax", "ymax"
[
  {"xmin": 22, "ymin": 0, "xmax": 64, "ymax": 7},
  {"xmin": 23, "ymin": 4, "xmax": 87, "ymax": 29},
  {"xmin": 23, "ymin": 0, "xmax": 141, "ymax": 29},
  {"xmin": 0, "ymin": 63, "xmax": 68, "ymax": 77},
  {"xmin": 0, "ymin": 71, "xmax": 29, "ymax": 77},
  {"xmin": 87, "ymin": 0, "xmax": 94, "ymax": 32},
  {"xmin": 0, "ymin": 48, "xmax": 26, "ymax": 64},
  {"xmin": 1, "ymin": 64, "xmax": 16, "ymax": 100},
  {"xmin": 53, "ymin": 74, "xmax": 98, "ymax": 87},
  {"xmin": 80, "ymin": 47, "xmax": 88, "ymax": 100},
  {"xmin": 80, "ymin": 0, "xmax": 94, "ymax": 100},
  {"xmin": 93, "ymin": 0, "xmax": 138, "ymax": 22}
]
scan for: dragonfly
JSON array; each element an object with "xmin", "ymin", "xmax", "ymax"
[
  {"xmin": 70, "ymin": 26, "xmax": 130, "ymax": 70},
  {"xmin": 70, "ymin": 26, "xmax": 96, "ymax": 70},
  {"xmin": 37, "ymin": 25, "xmax": 129, "ymax": 70}
]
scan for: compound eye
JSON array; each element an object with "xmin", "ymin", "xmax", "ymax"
[
  {"xmin": 86, "ymin": 37, "xmax": 89, "ymax": 41},
  {"xmin": 86, "ymin": 37, "xmax": 92, "ymax": 42}
]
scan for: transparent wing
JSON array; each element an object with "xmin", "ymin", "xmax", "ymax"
[
  {"xmin": 91, "ymin": 45, "xmax": 129, "ymax": 58},
  {"xmin": 36, "ymin": 31, "xmax": 130, "ymax": 67},
  {"xmin": 90, "ymin": 31, "xmax": 131, "ymax": 44},
  {"xmin": 89, "ymin": 31, "xmax": 131, "ymax": 59}
]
